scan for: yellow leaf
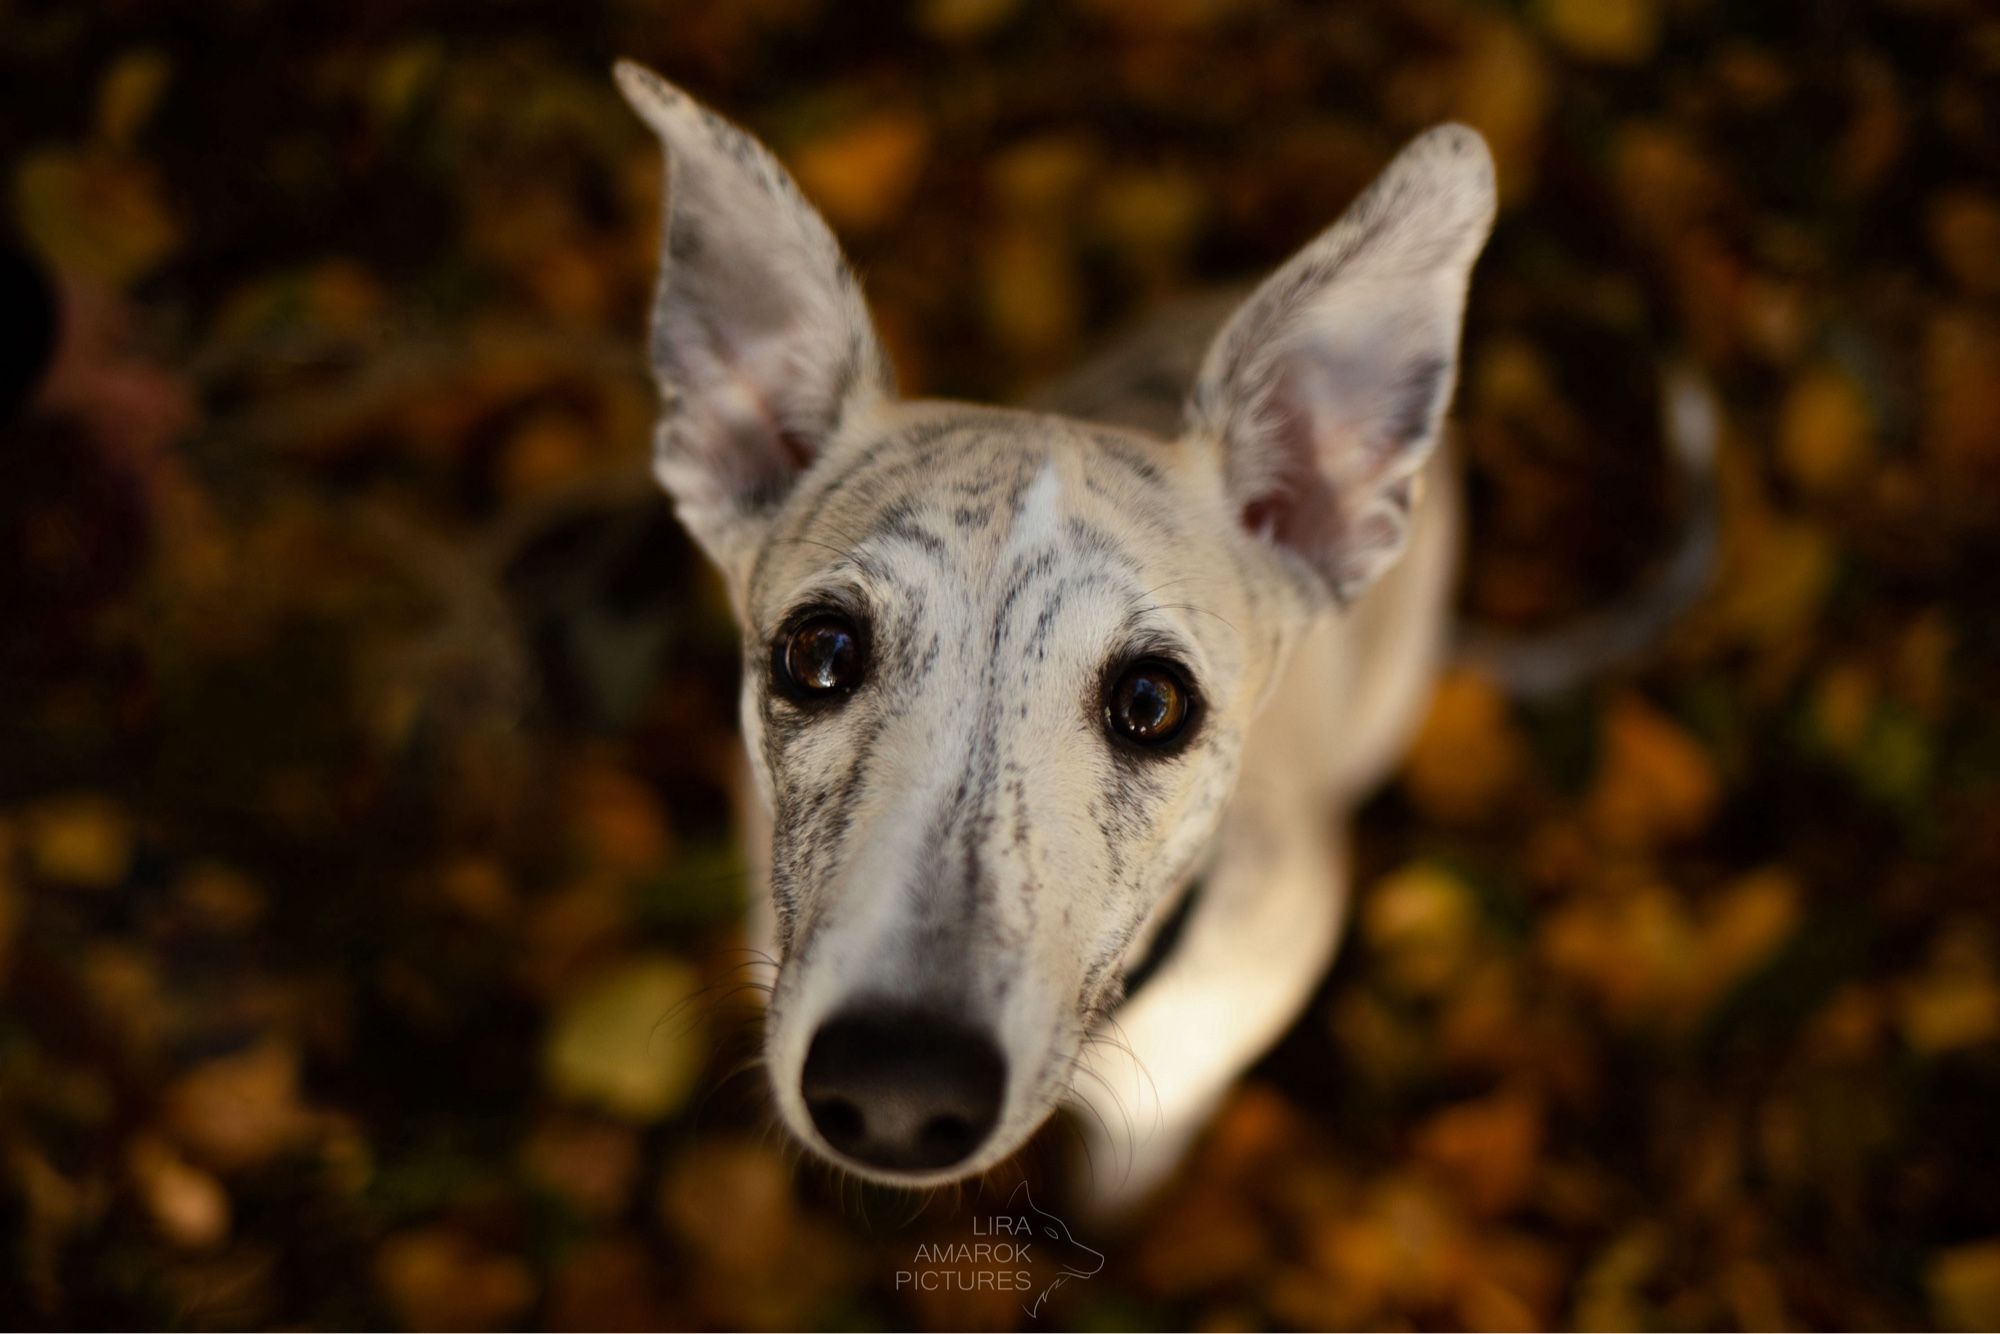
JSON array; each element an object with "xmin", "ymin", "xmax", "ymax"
[
  {"xmin": 1535, "ymin": 0, "xmax": 1659, "ymax": 64},
  {"xmin": 1587, "ymin": 696, "xmax": 1720, "ymax": 848},
  {"xmin": 497, "ymin": 408, "xmax": 597, "ymax": 502},
  {"xmin": 1898, "ymin": 925, "xmax": 2000, "ymax": 1055},
  {"xmin": 14, "ymin": 149, "xmax": 182, "ymax": 286},
  {"xmin": 1091, "ymin": 165, "xmax": 1205, "ymax": 283},
  {"xmin": 1402, "ymin": 670, "xmax": 1530, "ymax": 824},
  {"xmin": 987, "ymin": 135, "xmax": 1094, "ymax": 215},
  {"xmin": 1930, "ymin": 1238, "xmax": 2000, "ymax": 1332},
  {"xmin": 916, "ymin": 0, "xmax": 1019, "ymax": 41},
  {"xmin": 1929, "ymin": 189, "xmax": 2000, "ymax": 296},
  {"xmin": 1363, "ymin": 862, "xmax": 1480, "ymax": 996},
  {"xmin": 519, "ymin": 1114, "xmax": 639, "ymax": 1220},
  {"xmin": 1687, "ymin": 867, "xmax": 1802, "ymax": 1019},
  {"xmin": 127, "ymin": 1135, "xmax": 230, "ymax": 1250},
  {"xmin": 375, "ymin": 1227, "xmax": 537, "ymax": 1333},
  {"xmin": 1780, "ymin": 366, "xmax": 1872, "ymax": 492},
  {"xmin": 1542, "ymin": 880, "xmax": 1699, "ymax": 1024},
  {"xmin": 1413, "ymin": 1086, "xmax": 1543, "ymax": 1214},
  {"xmin": 545, "ymin": 1238, "xmax": 665, "ymax": 1333},
  {"xmin": 1923, "ymin": 311, "xmax": 2000, "ymax": 482},
  {"xmin": 567, "ymin": 759, "xmax": 673, "ymax": 880},
  {"xmin": 981, "ymin": 222, "xmax": 1080, "ymax": 357},
  {"xmin": 1813, "ymin": 663, "xmax": 1878, "ymax": 757},
  {"xmin": 790, "ymin": 112, "xmax": 931, "ymax": 233},
  {"xmin": 1453, "ymin": 17, "xmax": 1552, "ymax": 202},
  {"xmin": 543, "ymin": 954, "xmax": 704, "ymax": 1121},
  {"xmin": 164, "ymin": 1040, "xmax": 318, "ymax": 1170},
  {"xmin": 96, "ymin": 50, "xmax": 173, "ymax": 149},
  {"xmin": 27, "ymin": 795, "xmax": 133, "ymax": 889},
  {"xmin": 658, "ymin": 1139, "xmax": 796, "ymax": 1272}
]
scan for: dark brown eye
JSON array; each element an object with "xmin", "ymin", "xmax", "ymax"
[
  {"xmin": 778, "ymin": 614, "xmax": 864, "ymax": 697},
  {"xmin": 1106, "ymin": 659, "xmax": 1192, "ymax": 747}
]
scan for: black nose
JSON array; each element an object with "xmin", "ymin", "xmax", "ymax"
[{"xmin": 801, "ymin": 1007, "xmax": 1006, "ymax": 1172}]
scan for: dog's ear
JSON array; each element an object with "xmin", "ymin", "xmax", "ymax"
[
  {"xmin": 1188, "ymin": 124, "xmax": 1495, "ymax": 603},
  {"xmin": 615, "ymin": 61, "xmax": 893, "ymax": 584}
]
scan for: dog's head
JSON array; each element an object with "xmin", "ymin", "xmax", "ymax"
[{"xmin": 615, "ymin": 62, "xmax": 1493, "ymax": 1186}]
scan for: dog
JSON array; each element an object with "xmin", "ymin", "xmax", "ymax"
[{"xmin": 613, "ymin": 59, "xmax": 1496, "ymax": 1212}]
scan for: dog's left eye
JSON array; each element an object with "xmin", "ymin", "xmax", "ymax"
[
  {"xmin": 1105, "ymin": 658, "xmax": 1193, "ymax": 747},
  {"xmin": 777, "ymin": 614, "xmax": 865, "ymax": 697}
]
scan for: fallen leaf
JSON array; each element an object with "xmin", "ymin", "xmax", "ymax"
[
  {"xmin": 542, "ymin": 953, "xmax": 704, "ymax": 1121},
  {"xmin": 520, "ymin": 1114, "xmax": 640, "ymax": 1220},
  {"xmin": 26, "ymin": 794, "xmax": 133, "ymax": 889},
  {"xmin": 1413, "ymin": 1086, "xmax": 1544, "ymax": 1215},
  {"xmin": 1587, "ymin": 696, "xmax": 1720, "ymax": 848},
  {"xmin": 1536, "ymin": 0, "xmax": 1660, "ymax": 64},
  {"xmin": 791, "ymin": 112, "xmax": 931, "ymax": 233},
  {"xmin": 96, "ymin": 50, "xmax": 173, "ymax": 149},
  {"xmin": 916, "ymin": 0, "xmax": 1019, "ymax": 42},
  {"xmin": 1930, "ymin": 1238, "xmax": 2000, "ymax": 1332},
  {"xmin": 1928, "ymin": 189, "xmax": 2000, "ymax": 296},
  {"xmin": 544, "ymin": 1237, "xmax": 666, "ymax": 1332},
  {"xmin": 1453, "ymin": 16, "xmax": 1553, "ymax": 200},
  {"xmin": 1897, "ymin": 923, "xmax": 2000, "ymax": 1055},
  {"xmin": 374, "ymin": 1227, "xmax": 536, "ymax": 1332},
  {"xmin": 1779, "ymin": 365, "xmax": 1872, "ymax": 492},
  {"xmin": 1402, "ymin": 671, "xmax": 1530, "ymax": 824},
  {"xmin": 14, "ymin": 148, "xmax": 182, "ymax": 286},
  {"xmin": 1923, "ymin": 311, "xmax": 2000, "ymax": 485},
  {"xmin": 1363, "ymin": 862, "xmax": 1482, "ymax": 997},
  {"xmin": 163, "ymin": 1040, "xmax": 319, "ymax": 1171},
  {"xmin": 127, "ymin": 1135, "xmax": 230, "ymax": 1250}
]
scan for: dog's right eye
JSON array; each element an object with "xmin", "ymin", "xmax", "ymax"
[{"xmin": 775, "ymin": 614, "xmax": 865, "ymax": 698}]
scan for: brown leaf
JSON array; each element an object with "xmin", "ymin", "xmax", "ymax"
[
  {"xmin": 1413, "ymin": 1087, "xmax": 1544, "ymax": 1215},
  {"xmin": 1587, "ymin": 695, "xmax": 1720, "ymax": 848},
  {"xmin": 542, "ymin": 953, "xmax": 704, "ymax": 1122},
  {"xmin": 127, "ymin": 1135, "xmax": 230, "ymax": 1250},
  {"xmin": 1928, "ymin": 189, "xmax": 2000, "ymax": 296},
  {"xmin": 1930, "ymin": 1238, "xmax": 2000, "ymax": 1332},
  {"xmin": 14, "ymin": 149, "xmax": 182, "ymax": 286},
  {"xmin": 791, "ymin": 112, "xmax": 932, "ymax": 233},
  {"xmin": 544, "ymin": 1237, "xmax": 667, "ymax": 1332},
  {"xmin": 163, "ymin": 1040, "xmax": 319, "ymax": 1171},
  {"xmin": 26, "ymin": 795, "xmax": 133, "ymax": 889},
  {"xmin": 1536, "ymin": 0, "xmax": 1660, "ymax": 64},
  {"xmin": 1779, "ymin": 365, "xmax": 1872, "ymax": 493},
  {"xmin": 374, "ymin": 1227, "xmax": 537, "ymax": 1333},
  {"xmin": 1402, "ymin": 672, "xmax": 1531, "ymax": 825},
  {"xmin": 1363, "ymin": 862, "xmax": 1482, "ymax": 997},
  {"xmin": 520, "ymin": 1114, "xmax": 640, "ymax": 1220}
]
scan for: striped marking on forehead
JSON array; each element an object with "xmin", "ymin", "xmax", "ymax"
[{"xmin": 1007, "ymin": 457, "xmax": 1064, "ymax": 553}]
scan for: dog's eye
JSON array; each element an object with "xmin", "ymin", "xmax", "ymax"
[
  {"xmin": 777, "ymin": 614, "xmax": 864, "ymax": 696},
  {"xmin": 1105, "ymin": 659, "xmax": 1192, "ymax": 747}
]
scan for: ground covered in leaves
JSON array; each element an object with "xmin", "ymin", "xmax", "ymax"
[{"xmin": 5, "ymin": 0, "xmax": 2000, "ymax": 1329}]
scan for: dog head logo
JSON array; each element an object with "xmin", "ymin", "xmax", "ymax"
[{"xmin": 1009, "ymin": 1183, "xmax": 1103, "ymax": 1318}]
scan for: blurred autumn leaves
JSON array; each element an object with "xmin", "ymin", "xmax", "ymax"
[{"xmin": 5, "ymin": 0, "xmax": 2000, "ymax": 1329}]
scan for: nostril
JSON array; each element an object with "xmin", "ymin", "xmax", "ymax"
[
  {"xmin": 919, "ymin": 1113, "xmax": 974, "ymax": 1156},
  {"xmin": 800, "ymin": 1006, "xmax": 1006, "ymax": 1173},
  {"xmin": 808, "ymin": 1095, "xmax": 866, "ymax": 1149}
]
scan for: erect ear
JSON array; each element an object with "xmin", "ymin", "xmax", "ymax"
[
  {"xmin": 614, "ymin": 61, "xmax": 894, "ymax": 584},
  {"xmin": 1188, "ymin": 123, "xmax": 1496, "ymax": 604}
]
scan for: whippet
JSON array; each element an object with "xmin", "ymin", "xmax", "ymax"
[{"xmin": 615, "ymin": 60, "xmax": 1505, "ymax": 1212}]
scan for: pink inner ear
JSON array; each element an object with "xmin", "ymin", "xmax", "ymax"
[
  {"xmin": 777, "ymin": 429, "xmax": 816, "ymax": 471},
  {"xmin": 1241, "ymin": 497, "xmax": 1282, "ymax": 541},
  {"xmin": 1233, "ymin": 364, "xmax": 1350, "ymax": 574}
]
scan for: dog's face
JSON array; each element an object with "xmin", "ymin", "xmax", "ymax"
[{"xmin": 615, "ymin": 62, "xmax": 1493, "ymax": 1185}]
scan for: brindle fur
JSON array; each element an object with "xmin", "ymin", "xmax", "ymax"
[{"xmin": 616, "ymin": 60, "xmax": 1495, "ymax": 1211}]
